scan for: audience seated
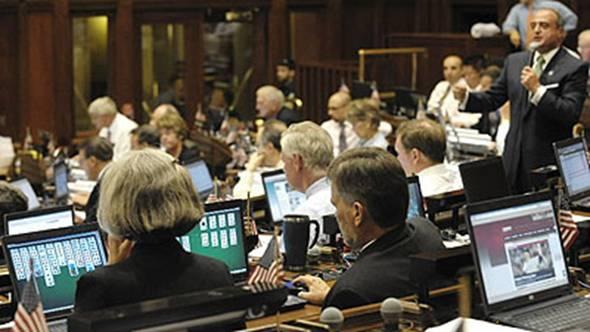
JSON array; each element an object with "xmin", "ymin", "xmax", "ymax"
[
  {"xmin": 88, "ymin": 97, "xmax": 138, "ymax": 160},
  {"xmin": 294, "ymin": 148, "xmax": 444, "ymax": 309},
  {"xmin": 233, "ymin": 119, "xmax": 287, "ymax": 199},
  {"xmin": 462, "ymin": 55, "xmax": 485, "ymax": 91},
  {"xmin": 321, "ymin": 91, "xmax": 358, "ymax": 157},
  {"xmin": 155, "ymin": 111, "xmax": 200, "ymax": 164},
  {"xmin": 256, "ymin": 85, "xmax": 302, "ymax": 126},
  {"xmin": 280, "ymin": 121, "xmax": 335, "ymax": 231},
  {"xmin": 347, "ymin": 99, "xmax": 388, "ymax": 150},
  {"xmin": 130, "ymin": 125, "xmax": 161, "ymax": 150},
  {"xmin": 74, "ymin": 149, "xmax": 233, "ymax": 312},
  {"xmin": 394, "ymin": 119, "xmax": 463, "ymax": 197},
  {"xmin": 0, "ymin": 182, "xmax": 28, "ymax": 226}
]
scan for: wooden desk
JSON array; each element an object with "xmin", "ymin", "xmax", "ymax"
[{"xmin": 245, "ymin": 304, "xmax": 322, "ymax": 329}]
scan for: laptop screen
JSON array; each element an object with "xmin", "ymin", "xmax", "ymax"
[
  {"xmin": 459, "ymin": 156, "xmax": 510, "ymax": 203},
  {"xmin": 177, "ymin": 201, "xmax": 248, "ymax": 282},
  {"xmin": 407, "ymin": 176, "xmax": 425, "ymax": 219},
  {"xmin": 10, "ymin": 178, "xmax": 40, "ymax": 210},
  {"xmin": 555, "ymin": 139, "xmax": 590, "ymax": 197},
  {"xmin": 54, "ymin": 162, "xmax": 69, "ymax": 201},
  {"xmin": 3, "ymin": 225, "xmax": 107, "ymax": 315},
  {"xmin": 262, "ymin": 170, "xmax": 306, "ymax": 223},
  {"xmin": 184, "ymin": 160, "xmax": 214, "ymax": 198},
  {"xmin": 469, "ymin": 198, "xmax": 569, "ymax": 306},
  {"xmin": 5, "ymin": 206, "xmax": 74, "ymax": 235}
]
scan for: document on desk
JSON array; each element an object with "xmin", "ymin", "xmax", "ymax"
[
  {"xmin": 571, "ymin": 212, "xmax": 590, "ymax": 223},
  {"xmin": 426, "ymin": 317, "xmax": 530, "ymax": 331}
]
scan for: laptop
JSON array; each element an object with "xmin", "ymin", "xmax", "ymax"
[
  {"xmin": 2, "ymin": 223, "xmax": 107, "ymax": 328},
  {"xmin": 183, "ymin": 159, "xmax": 215, "ymax": 199},
  {"xmin": 10, "ymin": 177, "xmax": 41, "ymax": 210},
  {"xmin": 53, "ymin": 161, "xmax": 69, "ymax": 205},
  {"xmin": 407, "ymin": 176, "xmax": 425, "ymax": 219},
  {"xmin": 459, "ymin": 156, "xmax": 510, "ymax": 204},
  {"xmin": 4, "ymin": 205, "xmax": 75, "ymax": 236},
  {"xmin": 261, "ymin": 169, "xmax": 306, "ymax": 223},
  {"xmin": 466, "ymin": 191, "xmax": 590, "ymax": 332},
  {"xmin": 177, "ymin": 200, "xmax": 249, "ymax": 283},
  {"xmin": 553, "ymin": 137, "xmax": 590, "ymax": 211}
]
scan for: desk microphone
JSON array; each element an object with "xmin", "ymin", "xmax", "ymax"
[
  {"xmin": 320, "ymin": 306, "xmax": 344, "ymax": 332},
  {"xmin": 380, "ymin": 297, "xmax": 402, "ymax": 332}
]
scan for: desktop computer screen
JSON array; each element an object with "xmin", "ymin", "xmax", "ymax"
[
  {"xmin": 261, "ymin": 170, "xmax": 306, "ymax": 223},
  {"xmin": 184, "ymin": 159, "xmax": 214, "ymax": 199}
]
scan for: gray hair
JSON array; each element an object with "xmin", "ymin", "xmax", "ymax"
[
  {"xmin": 257, "ymin": 85, "xmax": 285, "ymax": 107},
  {"xmin": 280, "ymin": 121, "xmax": 333, "ymax": 173},
  {"xmin": 88, "ymin": 96, "xmax": 118, "ymax": 116},
  {"xmin": 98, "ymin": 149, "xmax": 203, "ymax": 239}
]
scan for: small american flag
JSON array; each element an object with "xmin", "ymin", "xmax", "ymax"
[
  {"xmin": 12, "ymin": 259, "xmax": 48, "ymax": 332},
  {"xmin": 557, "ymin": 188, "xmax": 580, "ymax": 252},
  {"xmin": 247, "ymin": 236, "xmax": 283, "ymax": 286}
]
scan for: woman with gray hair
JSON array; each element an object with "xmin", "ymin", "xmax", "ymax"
[{"xmin": 74, "ymin": 149, "xmax": 232, "ymax": 312}]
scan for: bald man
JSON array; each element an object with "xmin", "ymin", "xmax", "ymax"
[
  {"xmin": 427, "ymin": 55, "xmax": 481, "ymax": 128},
  {"xmin": 320, "ymin": 92, "xmax": 358, "ymax": 156}
]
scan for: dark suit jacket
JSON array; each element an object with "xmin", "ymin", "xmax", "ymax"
[
  {"xmin": 276, "ymin": 107, "xmax": 302, "ymax": 126},
  {"xmin": 84, "ymin": 181, "xmax": 100, "ymax": 224},
  {"xmin": 324, "ymin": 221, "xmax": 444, "ymax": 309},
  {"xmin": 465, "ymin": 47, "xmax": 588, "ymax": 192},
  {"xmin": 74, "ymin": 238, "xmax": 233, "ymax": 312}
]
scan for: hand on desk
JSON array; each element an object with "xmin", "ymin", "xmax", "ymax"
[
  {"xmin": 106, "ymin": 235, "xmax": 134, "ymax": 265},
  {"xmin": 292, "ymin": 275, "xmax": 331, "ymax": 305}
]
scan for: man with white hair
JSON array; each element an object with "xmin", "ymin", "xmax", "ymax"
[
  {"xmin": 256, "ymin": 85, "xmax": 302, "ymax": 126},
  {"xmin": 280, "ymin": 121, "xmax": 335, "ymax": 233},
  {"xmin": 88, "ymin": 97, "xmax": 138, "ymax": 160}
]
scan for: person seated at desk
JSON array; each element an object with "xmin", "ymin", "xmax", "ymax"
[
  {"xmin": 74, "ymin": 149, "xmax": 233, "ymax": 312},
  {"xmin": 294, "ymin": 148, "xmax": 444, "ymax": 309},
  {"xmin": 347, "ymin": 99, "xmax": 388, "ymax": 150},
  {"xmin": 280, "ymin": 121, "xmax": 336, "ymax": 232},
  {"xmin": 0, "ymin": 182, "xmax": 28, "ymax": 226},
  {"xmin": 130, "ymin": 125, "xmax": 161, "ymax": 150},
  {"xmin": 394, "ymin": 119, "xmax": 463, "ymax": 197},
  {"xmin": 233, "ymin": 119, "xmax": 286, "ymax": 199},
  {"xmin": 71, "ymin": 137, "xmax": 113, "ymax": 223},
  {"xmin": 155, "ymin": 110, "xmax": 200, "ymax": 164}
]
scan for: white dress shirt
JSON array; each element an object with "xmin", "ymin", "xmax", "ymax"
[
  {"xmin": 428, "ymin": 79, "xmax": 481, "ymax": 128},
  {"xmin": 359, "ymin": 132, "xmax": 388, "ymax": 150},
  {"xmin": 98, "ymin": 113, "xmax": 138, "ymax": 160},
  {"xmin": 293, "ymin": 177, "xmax": 336, "ymax": 242},
  {"xmin": 232, "ymin": 163, "xmax": 283, "ymax": 199},
  {"xmin": 321, "ymin": 119, "xmax": 393, "ymax": 156},
  {"xmin": 417, "ymin": 163, "xmax": 463, "ymax": 197}
]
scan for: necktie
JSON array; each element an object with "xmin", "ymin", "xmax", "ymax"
[
  {"xmin": 338, "ymin": 122, "xmax": 347, "ymax": 154},
  {"xmin": 533, "ymin": 55, "xmax": 546, "ymax": 77}
]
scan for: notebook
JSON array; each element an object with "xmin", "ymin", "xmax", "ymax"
[
  {"xmin": 459, "ymin": 156, "xmax": 510, "ymax": 204},
  {"xmin": 177, "ymin": 200, "xmax": 248, "ymax": 283},
  {"xmin": 183, "ymin": 159, "xmax": 214, "ymax": 199},
  {"xmin": 53, "ymin": 161, "xmax": 69, "ymax": 204},
  {"xmin": 553, "ymin": 137, "xmax": 590, "ymax": 212},
  {"xmin": 4, "ymin": 205, "xmax": 75, "ymax": 236},
  {"xmin": 261, "ymin": 169, "xmax": 306, "ymax": 223},
  {"xmin": 466, "ymin": 192, "xmax": 590, "ymax": 332},
  {"xmin": 407, "ymin": 176, "xmax": 425, "ymax": 219},
  {"xmin": 2, "ymin": 223, "xmax": 107, "ymax": 322},
  {"xmin": 9, "ymin": 177, "xmax": 41, "ymax": 210}
]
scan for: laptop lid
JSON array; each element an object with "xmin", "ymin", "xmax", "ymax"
[
  {"xmin": 459, "ymin": 156, "xmax": 510, "ymax": 203},
  {"xmin": 261, "ymin": 169, "xmax": 306, "ymax": 223},
  {"xmin": 2, "ymin": 223, "xmax": 107, "ymax": 318},
  {"xmin": 407, "ymin": 176, "xmax": 425, "ymax": 219},
  {"xmin": 465, "ymin": 192, "xmax": 571, "ymax": 316},
  {"xmin": 553, "ymin": 137, "xmax": 590, "ymax": 201},
  {"xmin": 9, "ymin": 177, "xmax": 41, "ymax": 210},
  {"xmin": 4, "ymin": 205, "xmax": 75, "ymax": 236},
  {"xmin": 53, "ymin": 161, "xmax": 69, "ymax": 202},
  {"xmin": 183, "ymin": 159, "xmax": 214, "ymax": 199},
  {"xmin": 177, "ymin": 200, "xmax": 248, "ymax": 283}
]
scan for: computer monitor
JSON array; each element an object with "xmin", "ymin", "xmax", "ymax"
[
  {"xmin": 2, "ymin": 223, "xmax": 107, "ymax": 316},
  {"xmin": 183, "ymin": 159, "xmax": 214, "ymax": 199},
  {"xmin": 553, "ymin": 137, "xmax": 590, "ymax": 200},
  {"xmin": 407, "ymin": 176, "xmax": 425, "ymax": 219},
  {"xmin": 261, "ymin": 169, "xmax": 306, "ymax": 223},
  {"xmin": 177, "ymin": 200, "xmax": 248, "ymax": 282},
  {"xmin": 4, "ymin": 205, "xmax": 75, "ymax": 235},
  {"xmin": 459, "ymin": 156, "xmax": 510, "ymax": 203},
  {"xmin": 465, "ymin": 192, "xmax": 569, "ymax": 312},
  {"xmin": 53, "ymin": 161, "xmax": 69, "ymax": 203},
  {"xmin": 10, "ymin": 177, "xmax": 41, "ymax": 210}
]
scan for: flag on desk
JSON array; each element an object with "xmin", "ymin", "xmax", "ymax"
[
  {"xmin": 558, "ymin": 209, "xmax": 579, "ymax": 252},
  {"xmin": 12, "ymin": 260, "xmax": 48, "ymax": 332},
  {"xmin": 247, "ymin": 236, "xmax": 283, "ymax": 286}
]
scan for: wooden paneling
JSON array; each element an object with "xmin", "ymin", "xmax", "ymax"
[
  {"xmin": 0, "ymin": 12, "xmax": 19, "ymax": 138},
  {"xmin": 290, "ymin": 11, "xmax": 321, "ymax": 62},
  {"xmin": 113, "ymin": 0, "xmax": 134, "ymax": 109}
]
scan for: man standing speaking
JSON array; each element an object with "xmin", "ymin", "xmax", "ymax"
[{"xmin": 454, "ymin": 8, "xmax": 587, "ymax": 193}]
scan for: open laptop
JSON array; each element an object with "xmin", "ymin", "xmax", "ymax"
[
  {"xmin": 177, "ymin": 200, "xmax": 249, "ymax": 283},
  {"xmin": 4, "ymin": 205, "xmax": 75, "ymax": 236},
  {"xmin": 10, "ymin": 177, "xmax": 41, "ymax": 210},
  {"xmin": 459, "ymin": 156, "xmax": 510, "ymax": 204},
  {"xmin": 261, "ymin": 169, "xmax": 306, "ymax": 223},
  {"xmin": 553, "ymin": 137, "xmax": 590, "ymax": 211},
  {"xmin": 183, "ymin": 159, "xmax": 214, "ymax": 199},
  {"xmin": 2, "ymin": 223, "xmax": 107, "ymax": 329},
  {"xmin": 53, "ymin": 161, "xmax": 69, "ymax": 205},
  {"xmin": 466, "ymin": 191, "xmax": 590, "ymax": 332},
  {"xmin": 407, "ymin": 176, "xmax": 425, "ymax": 219}
]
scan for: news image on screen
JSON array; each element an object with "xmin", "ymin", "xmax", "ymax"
[{"xmin": 264, "ymin": 173, "xmax": 305, "ymax": 222}]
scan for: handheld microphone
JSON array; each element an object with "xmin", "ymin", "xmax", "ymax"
[
  {"xmin": 320, "ymin": 306, "xmax": 344, "ymax": 332},
  {"xmin": 528, "ymin": 41, "xmax": 541, "ymax": 67},
  {"xmin": 380, "ymin": 297, "xmax": 403, "ymax": 332}
]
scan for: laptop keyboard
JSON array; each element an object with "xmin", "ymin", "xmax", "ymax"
[{"xmin": 511, "ymin": 298, "xmax": 590, "ymax": 332}]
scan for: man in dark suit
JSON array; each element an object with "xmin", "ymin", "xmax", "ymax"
[
  {"xmin": 454, "ymin": 8, "xmax": 588, "ymax": 193},
  {"xmin": 293, "ymin": 148, "xmax": 443, "ymax": 309},
  {"xmin": 256, "ymin": 85, "xmax": 302, "ymax": 126}
]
